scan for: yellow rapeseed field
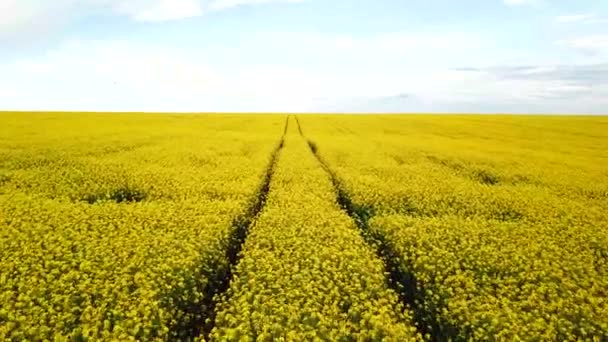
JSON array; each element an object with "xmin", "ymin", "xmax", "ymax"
[
  {"xmin": 210, "ymin": 119, "xmax": 420, "ymax": 341},
  {"xmin": 300, "ymin": 114, "xmax": 608, "ymax": 341},
  {"xmin": 0, "ymin": 112, "xmax": 284, "ymax": 340},
  {"xmin": 1, "ymin": 112, "xmax": 606, "ymax": 341}
]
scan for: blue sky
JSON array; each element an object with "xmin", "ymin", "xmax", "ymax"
[{"xmin": 1, "ymin": 0, "xmax": 607, "ymax": 113}]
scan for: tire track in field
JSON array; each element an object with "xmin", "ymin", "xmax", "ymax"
[
  {"xmin": 294, "ymin": 115, "xmax": 304, "ymax": 136},
  {"xmin": 179, "ymin": 116, "xmax": 289, "ymax": 341},
  {"xmin": 299, "ymin": 120, "xmax": 437, "ymax": 341},
  {"xmin": 284, "ymin": 116, "xmax": 290, "ymax": 135}
]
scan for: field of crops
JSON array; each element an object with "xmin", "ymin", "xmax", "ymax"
[{"xmin": 1, "ymin": 112, "xmax": 607, "ymax": 341}]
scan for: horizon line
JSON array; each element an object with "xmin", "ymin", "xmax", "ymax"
[{"xmin": 1, "ymin": 110, "xmax": 606, "ymax": 116}]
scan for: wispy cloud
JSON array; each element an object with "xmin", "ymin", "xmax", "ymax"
[
  {"xmin": 0, "ymin": 0, "xmax": 309, "ymax": 39},
  {"xmin": 3, "ymin": 37, "xmax": 607, "ymax": 114},
  {"xmin": 457, "ymin": 64, "xmax": 608, "ymax": 84},
  {"xmin": 259, "ymin": 31, "xmax": 483, "ymax": 60},
  {"xmin": 116, "ymin": 0, "xmax": 204, "ymax": 23},
  {"xmin": 0, "ymin": 1, "xmax": 72, "ymax": 42},
  {"xmin": 555, "ymin": 13, "xmax": 596, "ymax": 23},
  {"xmin": 418, "ymin": 68, "xmax": 596, "ymax": 103},
  {"xmin": 555, "ymin": 13, "xmax": 608, "ymax": 24},
  {"xmin": 208, "ymin": 0, "xmax": 306, "ymax": 12},
  {"xmin": 503, "ymin": 0, "xmax": 542, "ymax": 7},
  {"xmin": 557, "ymin": 35, "xmax": 608, "ymax": 55},
  {"xmin": 2, "ymin": 1, "xmax": 607, "ymax": 114},
  {"xmin": 0, "ymin": 38, "xmax": 355, "ymax": 112},
  {"xmin": 328, "ymin": 63, "xmax": 608, "ymax": 114},
  {"xmin": 118, "ymin": 0, "xmax": 307, "ymax": 22}
]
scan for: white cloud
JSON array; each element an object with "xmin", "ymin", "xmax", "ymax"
[
  {"xmin": 392, "ymin": 68, "xmax": 577, "ymax": 104},
  {"xmin": 1, "ymin": 39, "xmax": 222, "ymax": 110},
  {"xmin": 0, "ymin": 36, "xmax": 475, "ymax": 111},
  {"xmin": 1, "ymin": 1, "xmax": 606, "ymax": 114},
  {"xmin": 2, "ymin": 38, "xmax": 607, "ymax": 114},
  {"xmin": 262, "ymin": 31, "xmax": 483, "ymax": 60},
  {"xmin": 208, "ymin": 0, "xmax": 305, "ymax": 12},
  {"xmin": 320, "ymin": 64, "xmax": 608, "ymax": 113},
  {"xmin": 555, "ymin": 13, "xmax": 608, "ymax": 24},
  {"xmin": 0, "ymin": 0, "xmax": 309, "ymax": 39},
  {"xmin": 557, "ymin": 35, "xmax": 608, "ymax": 55},
  {"xmin": 425, "ymin": 64, "xmax": 608, "ymax": 111},
  {"xmin": 518, "ymin": 66, "xmax": 556, "ymax": 75},
  {"xmin": 555, "ymin": 14, "xmax": 596, "ymax": 23},
  {"xmin": 503, "ymin": 0, "xmax": 541, "ymax": 7},
  {"xmin": 0, "ymin": 39, "xmax": 358, "ymax": 112},
  {"xmin": 116, "ymin": 0, "xmax": 203, "ymax": 22},
  {"xmin": 0, "ymin": 1, "xmax": 44, "ymax": 33},
  {"xmin": 0, "ymin": 1, "xmax": 76, "ymax": 43},
  {"xmin": 115, "ymin": 0, "xmax": 305, "ymax": 22}
]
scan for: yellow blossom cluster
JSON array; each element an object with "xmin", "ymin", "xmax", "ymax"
[
  {"xmin": 2, "ymin": 112, "xmax": 606, "ymax": 341},
  {"xmin": 210, "ymin": 124, "xmax": 421, "ymax": 341},
  {"xmin": 0, "ymin": 112, "xmax": 283, "ymax": 340},
  {"xmin": 300, "ymin": 114, "xmax": 608, "ymax": 341}
]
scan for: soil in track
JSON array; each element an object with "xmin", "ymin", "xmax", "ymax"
[
  {"xmin": 208, "ymin": 116, "xmax": 422, "ymax": 341},
  {"xmin": 297, "ymin": 116, "xmax": 436, "ymax": 341},
  {"xmin": 175, "ymin": 116, "xmax": 289, "ymax": 341},
  {"xmin": 294, "ymin": 115, "xmax": 304, "ymax": 136}
]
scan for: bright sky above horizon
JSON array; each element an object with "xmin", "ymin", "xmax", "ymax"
[{"xmin": 0, "ymin": 0, "xmax": 607, "ymax": 113}]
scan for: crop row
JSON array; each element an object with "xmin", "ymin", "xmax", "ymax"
[
  {"xmin": 0, "ymin": 113, "xmax": 284, "ymax": 340},
  {"xmin": 370, "ymin": 214, "xmax": 608, "ymax": 340},
  {"xmin": 209, "ymin": 126, "xmax": 421, "ymax": 341},
  {"xmin": 299, "ymin": 115, "xmax": 608, "ymax": 340}
]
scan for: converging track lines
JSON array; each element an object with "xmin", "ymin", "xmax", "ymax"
[{"xmin": 190, "ymin": 116, "xmax": 289, "ymax": 341}]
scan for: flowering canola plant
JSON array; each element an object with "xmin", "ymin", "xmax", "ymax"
[
  {"xmin": 210, "ymin": 123, "xmax": 421, "ymax": 341},
  {"xmin": 300, "ymin": 114, "xmax": 608, "ymax": 341},
  {"xmin": 1, "ymin": 112, "xmax": 607, "ymax": 341},
  {"xmin": 0, "ymin": 112, "xmax": 283, "ymax": 340}
]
